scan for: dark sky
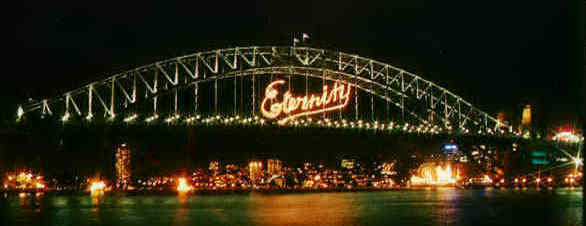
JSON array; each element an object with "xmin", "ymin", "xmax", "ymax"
[{"xmin": 3, "ymin": 1, "xmax": 584, "ymax": 131}]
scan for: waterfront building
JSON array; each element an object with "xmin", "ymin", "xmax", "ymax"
[
  {"xmin": 519, "ymin": 104, "xmax": 532, "ymax": 135},
  {"xmin": 267, "ymin": 158, "xmax": 282, "ymax": 175},
  {"xmin": 249, "ymin": 160, "xmax": 263, "ymax": 184},
  {"xmin": 115, "ymin": 143, "xmax": 131, "ymax": 190},
  {"xmin": 341, "ymin": 159, "xmax": 356, "ymax": 170},
  {"xmin": 209, "ymin": 160, "xmax": 220, "ymax": 175}
]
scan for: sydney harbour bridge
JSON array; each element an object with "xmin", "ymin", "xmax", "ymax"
[
  {"xmin": 13, "ymin": 45, "xmax": 541, "ymax": 178},
  {"xmin": 17, "ymin": 46, "xmax": 513, "ymax": 137}
]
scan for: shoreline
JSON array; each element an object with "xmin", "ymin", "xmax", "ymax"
[{"xmin": 2, "ymin": 185, "xmax": 582, "ymax": 196}]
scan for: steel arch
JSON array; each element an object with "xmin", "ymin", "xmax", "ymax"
[{"xmin": 17, "ymin": 46, "xmax": 512, "ymax": 135}]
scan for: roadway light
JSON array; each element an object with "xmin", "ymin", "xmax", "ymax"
[
  {"xmin": 573, "ymin": 157, "xmax": 583, "ymax": 173},
  {"xmin": 61, "ymin": 113, "xmax": 70, "ymax": 122},
  {"xmin": 16, "ymin": 106, "xmax": 24, "ymax": 121}
]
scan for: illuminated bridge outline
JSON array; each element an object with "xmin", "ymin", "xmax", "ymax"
[{"xmin": 17, "ymin": 46, "xmax": 514, "ymax": 137}]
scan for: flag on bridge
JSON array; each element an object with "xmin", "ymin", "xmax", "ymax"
[
  {"xmin": 303, "ymin": 33, "xmax": 310, "ymax": 41},
  {"xmin": 293, "ymin": 38, "xmax": 300, "ymax": 47}
]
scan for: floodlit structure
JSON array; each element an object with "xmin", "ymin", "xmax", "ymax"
[
  {"xmin": 521, "ymin": 105, "xmax": 531, "ymax": 127},
  {"xmin": 381, "ymin": 162, "xmax": 396, "ymax": 175},
  {"xmin": 341, "ymin": 159, "xmax": 356, "ymax": 170},
  {"xmin": 267, "ymin": 158, "xmax": 282, "ymax": 175},
  {"xmin": 90, "ymin": 180, "xmax": 106, "ymax": 195},
  {"xmin": 552, "ymin": 131, "xmax": 584, "ymax": 144},
  {"xmin": 249, "ymin": 160, "xmax": 263, "ymax": 183},
  {"xmin": 410, "ymin": 162, "xmax": 459, "ymax": 186},
  {"xmin": 519, "ymin": 104, "xmax": 532, "ymax": 134},
  {"xmin": 176, "ymin": 177, "xmax": 193, "ymax": 192},
  {"xmin": 16, "ymin": 46, "xmax": 511, "ymax": 137},
  {"xmin": 209, "ymin": 161, "xmax": 220, "ymax": 174},
  {"xmin": 3, "ymin": 171, "xmax": 46, "ymax": 191},
  {"xmin": 115, "ymin": 143, "xmax": 131, "ymax": 190}
]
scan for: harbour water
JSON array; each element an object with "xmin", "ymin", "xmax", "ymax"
[{"xmin": 0, "ymin": 188, "xmax": 582, "ymax": 226}]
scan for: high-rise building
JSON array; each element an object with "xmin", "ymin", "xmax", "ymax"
[
  {"xmin": 249, "ymin": 160, "xmax": 263, "ymax": 183},
  {"xmin": 521, "ymin": 105, "xmax": 531, "ymax": 126},
  {"xmin": 519, "ymin": 105, "xmax": 532, "ymax": 134},
  {"xmin": 115, "ymin": 143, "xmax": 131, "ymax": 189},
  {"xmin": 209, "ymin": 160, "xmax": 220, "ymax": 174},
  {"xmin": 267, "ymin": 158, "xmax": 282, "ymax": 175}
]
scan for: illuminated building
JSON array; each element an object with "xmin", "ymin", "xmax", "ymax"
[
  {"xmin": 209, "ymin": 161, "xmax": 220, "ymax": 174},
  {"xmin": 341, "ymin": 159, "xmax": 356, "ymax": 170},
  {"xmin": 552, "ymin": 131, "xmax": 584, "ymax": 144},
  {"xmin": 115, "ymin": 143, "xmax": 131, "ymax": 190},
  {"xmin": 410, "ymin": 162, "xmax": 459, "ymax": 186},
  {"xmin": 4, "ymin": 171, "xmax": 46, "ymax": 191},
  {"xmin": 381, "ymin": 162, "xmax": 396, "ymax": 175},
  {"xmin": 521, "ymin": 105, "xmax": 531, "ymax": 126},
  {"xmin": 90, "ymin": 180, "xmax": 106, "ymax": 195},
  {"xmin": 519, "ymin": 104, "xmax": 532, "ymax": 134},
  {"xmin": 267, "ymin": 158, "xmax": 282, "ymax": 175},
  {"xmin": 442, "ymin": 139, "xmax": 461, "ymax": 161},
  {"xmin": 176, "ymin": 177, "xmax": 193, "ymax": 192},
  {"xmin": 249, "ymin": 160, "xmax": 263, "ymax": 183},
  {"xmin": 225, "ymin": 164, "xmax": 239, "ymax": 173}
]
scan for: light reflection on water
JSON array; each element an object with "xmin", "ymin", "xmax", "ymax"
[{"xmin": 0, "ymin": 188, "xmax": 582, "ymax": 226}]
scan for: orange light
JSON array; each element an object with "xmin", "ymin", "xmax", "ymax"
[
  {"xmin": 483, "ymin": 175, "xmax": 492, "ymax": 184},
  {"xmin": 410, "ymin": 163, "xmax": 457, "ymax": 185},
  {"xmin": 90, "ymin": 181, "xmax": 106, "ymax": 194},
  {"xmin": 176, "ymin": 177, "xmax": 193, "ymax": 192},
  {"xmin": 260, "ymin": 79, "xmax": 352, "ymax": 124}
]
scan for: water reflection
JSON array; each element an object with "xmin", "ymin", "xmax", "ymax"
[
  {"xmin": 91, "ymin": 193, "xmax": 103, "ymax": 206},
  {"xmin": 250, "ymin": 193, "xmax": 357, "ymax": 226},
  {"xmin": 173, "ymin": 193, "xmax": 190, "ymax": 226},
  {"xmin": 0, "ymin": 189, "xmax": 582, "ymax": 226}
]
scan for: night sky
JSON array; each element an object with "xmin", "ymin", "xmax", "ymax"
[{"xmin": 3, "ymin": 1, "xmax": 584, "ymax": 130}]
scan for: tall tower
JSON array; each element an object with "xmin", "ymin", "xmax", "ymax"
[
  {"xmin": 520, "ymin": 105, "xmax": 532, "ymax": 134},
  {"xmin": 521, "ymin": 105, "xmax": 532, "ymax": 127},
  {"xmin": 115, "ymin": 143, "xmax": 131, "ymax": 190}
]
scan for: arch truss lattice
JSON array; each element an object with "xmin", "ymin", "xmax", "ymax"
[{"xmin": 17, "ymin": 46, "xmax": 513, "ymax": 136}]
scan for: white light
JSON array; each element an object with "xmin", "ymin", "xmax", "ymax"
[
  {"xmin": 17, "ymin": 106, "xmax": 24, "ymax": 120},
  {"xmin": 61, "ymin": 113, "xmax": 70, "ymax": 122},
  {"xmin": 573, "ymin": 157, "xmax": 583, "ymax": 167},
  {"xmin": 124, "ymin": 114, "xmax": 137, "ymax": 122}
]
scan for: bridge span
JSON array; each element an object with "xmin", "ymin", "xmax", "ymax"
[{"xmin": 17, "ymin": 46, "xmax": 515, "ymax": 138}]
